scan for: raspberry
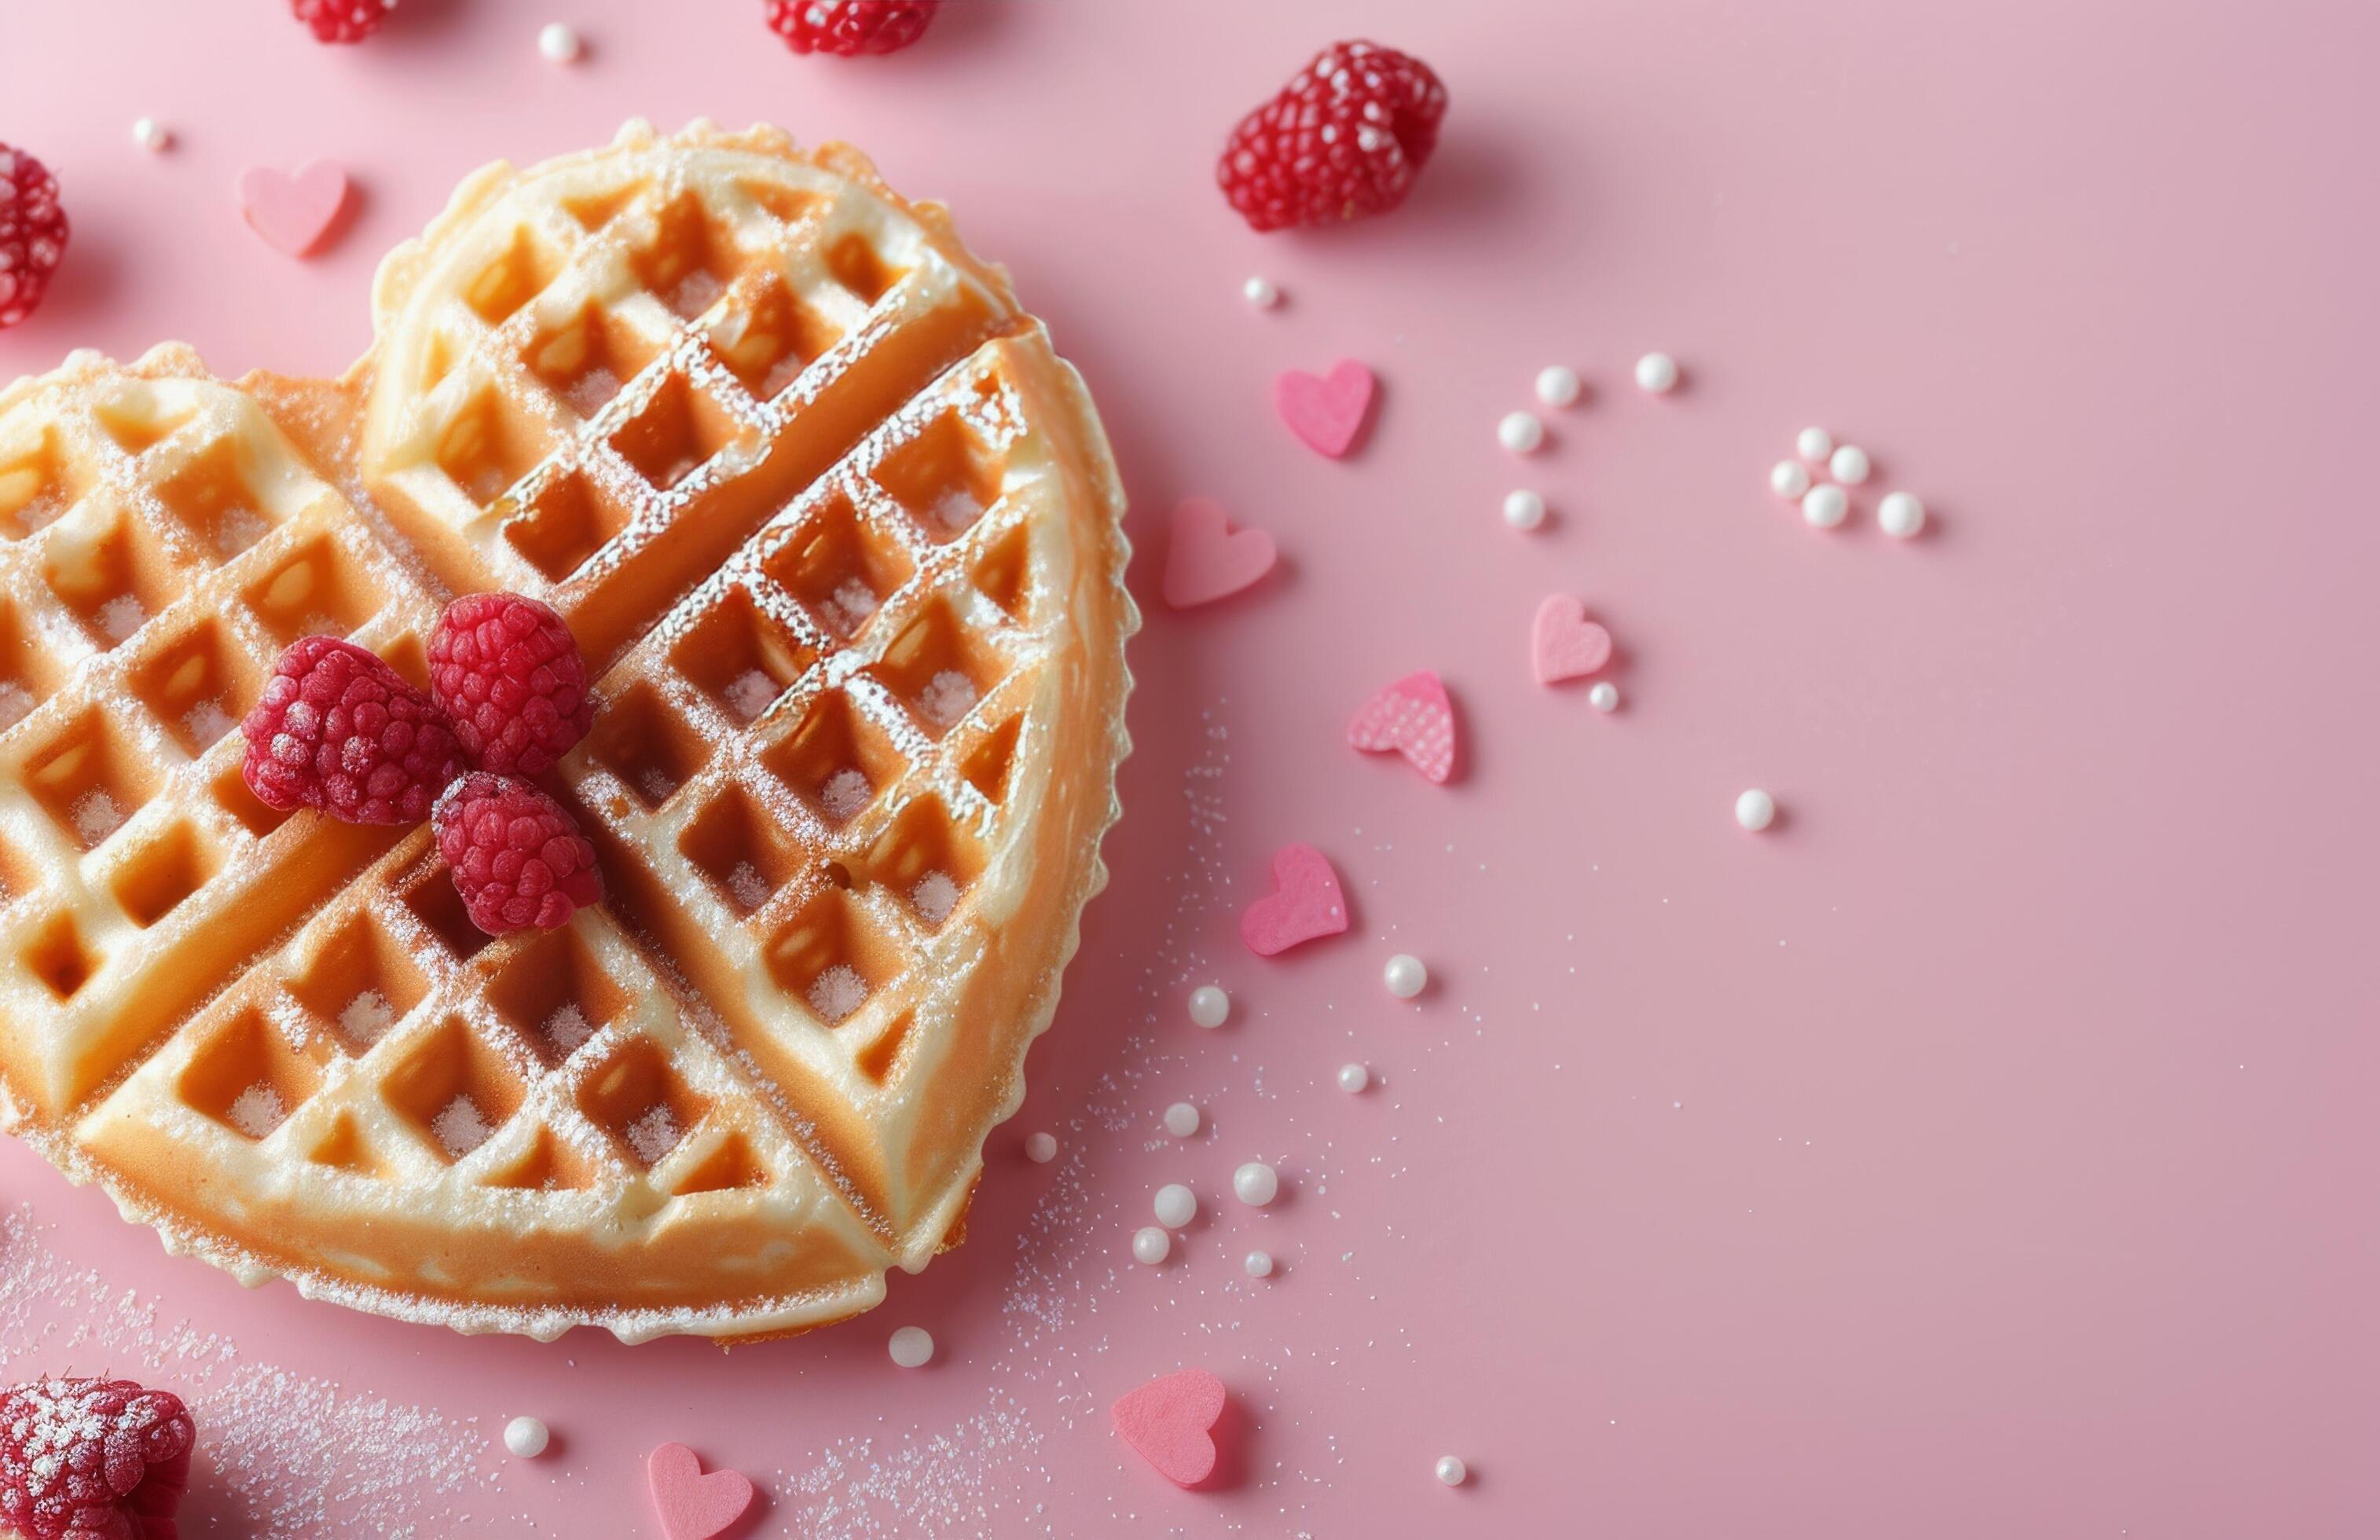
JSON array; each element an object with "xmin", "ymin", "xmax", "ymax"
[
  {"xmin": 0, "ymin": 1376, "xmax": 195, "ymax": 1540},
  {"xmin": 1218, "ymin": 41, "xmax": 1449, "ymax": 233},
  {"xmin": 290, "ymin": 0, "xmax": 395, "ymax": 42},
  {"xmin": 434, "ymin": 773, "xmax": 603, "ymax": 936},
  {"xmin": 427, "ymin": 593, "xmax": 594, "ymax": 777},
  {"xmin": 0, "ymin": 146, "xmax": 69, "ymax": 331},
  {"xmin": 765, "ymin": 0, "xmax": 938, "ymax": 57},
  {"xmin": 240, "ymin": 636, "xmax": 466, "ymax": 826}
]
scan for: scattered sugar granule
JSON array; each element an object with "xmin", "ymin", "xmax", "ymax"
[
  {"xmin": 916, "ymin": 669, "xmax": 977, "ymax": 728},
  {"xmin": 625, "ymin": 1103, "xmax": 681, "ymax": 1166},
  {"xmin": 564, "ymin": 367, "xmax": 621, "ymax": 417},
  {"xmin": 96, "ymin": 593, "xmax": 147, "ymax": 642},
  {"xmin": 930, "ymin": 488, "xmax": 984, "ymax": 532},
  {"xmin": 808, "ymin": 963, "xmax": 869, "ymax": 1024},
  {"xmin": 182, "ymin": 698, "xmax": 235, "ymax": 748},
  {"xmin": 820, "ymin": 767, "xmax": 872, "ymax": 821},
  {"xmin": 543, "ymin": 1003, "xmax": 592, "ymax": 1055},
  {"xmin": 215, "ymin": 507, "xmax": 268, "ymax": 557},
  {"xmin": 723, "ymin": 668, "xmax": 779, "ymax": 721},
  {"xmin": 430, "ymin": 1095, "xmax": 494, "ymax": 1158},
  {"xmin": 71, "ymin": 790, "xmax": 124, "ymax": 845},
  {"xmin": 639, "ymin": 768, "xmax": 679, "ymax": 805},
  {"xmin": 339, "ymin": 989, "xmax": 396, "ymax": 1045},
  {"xmin": 0, "ymin": 681, "xmax": 32, "ymax": 732},
  {"xmin": 226, "ymin": 1084, "xmax": 285, "ymax": 1138},
  {"xmin": 911, "ymin": 870, "xmax": 959, "ymax": 926}
]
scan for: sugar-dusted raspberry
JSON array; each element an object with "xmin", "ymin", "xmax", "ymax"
[
  {"xmin": 0, "ymin": 145, "xmax": 70, "ymax": 331},
  {"xmin": 0, "ymin": 1376, "xmax": 195, "ymax": 1540},
  {"xmin": 433, "ymin": 773, "xmax": 603, "ymax": 936},
  {"xmin": 1218, "ymin": 41, "xmax": 1449, "ymax": 232},
  {"xmin": 291, "ymin": 0, "xmax": 396, "ymax": 43},
  {"xmin": 240, "ymin": 636, "xmax": 466, "ymax": 825},
  {"xmin": 427, "ymin": 593, "xmax": 594, "ymax": 777},
  {"xmin": 765, "ymin": 0, "xmax": 938, "ymax": 57}
]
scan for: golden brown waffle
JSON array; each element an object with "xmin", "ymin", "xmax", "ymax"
[{"xmin": 0, "ymin": 123, "xmax": 1134, "ymax": 1341}]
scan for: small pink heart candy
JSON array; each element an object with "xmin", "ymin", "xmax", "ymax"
[
  {"xmin": 1240, "ymin": 844, "xmax": 1349, "ymax": 957},
  {"xmin": 1163, "ymin": 497, "xmax": 1277, "ymax": 609},
  {"xmin": 1113, "ymin": 1368, "xmax": 1228, "ymax": 1489},
  {"xmin": 1274, "ymin": 360, "xmax": 1376, "ymax": 459},
  {"xmin": 1530, "ymin": 594, "xmax": 1614, "ymax": 685},
  {"xmin": 1348, "ymin": 669, "xmax": 1457, "ymax": 785},
  {"xmin": 647, "ymin": 1443, "xmax": 755, "ymax": 1540},
  {"xmin": 237, "ymin": 161, "xmax": 350, "ymax": 258}
]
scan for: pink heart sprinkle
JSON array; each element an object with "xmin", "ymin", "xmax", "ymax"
[
  {"xmin": 237, "ymin": 160, "xmax": 350, "ymax": 258},
  {"xmin": 1240, "ymin": 844, "xmax": 1349, "ymax": 957},
  {"xmin": 1162, "ymin": 497, "xmax": 1277, "ymax": 609},
  {"xmin": 1113, "ymin": 1368, "xmax": 1228, "ymax": 1489},
  {"xmin": 1530, "ymin": 594, "xmax": 1614, "ymax": 685},
  {"xmin": 646, "ymin": 1443, "xmax": 755, "ymax": 1540},
  {"xmin": 1347, "ymin": 669, "xmax": 1457, "ymax": 785},
  {"xmin": 1274, "ymin": 360, "xmax": 1376, "ymax": 459}
]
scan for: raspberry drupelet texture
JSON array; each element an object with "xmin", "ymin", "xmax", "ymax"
[
  {"xmin": 427, "ymin": 593, "xmax": 595, "ymax": 776},
  {"xmin": 1218, "ymin": 41, "xmax": 1449, "ymax": 232},
  {"xmin": 0, "ymin": 145, "xmax": 70, "ymax": 331},
  {"xmin": 765, "ymin": 0, "xmax": 938, "ymax": 57},
  {"xmin": 240, "ymin": 636, "xmax": 466, "ymax": 825},
  {"xmin": 0, "ymin": 1376, "xmax": 196, "ymax": 1540},
  {"xmin": 290, "ymin": 0, "xmax": 396, "ymax": 43},
  {"xmin": 434, "ymin": 773, "xmax": 604, "ymax": 936}
]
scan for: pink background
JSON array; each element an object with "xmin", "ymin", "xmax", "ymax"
[{"xmin": 3, "ymin": 0, "xmax": 2375, "ymax": 1533}]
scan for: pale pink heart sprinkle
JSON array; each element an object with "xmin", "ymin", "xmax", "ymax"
[
  {"xmin": 1347, "ymin": 669, "xmax": 1458, "ymax": 784},
  {"xmin": 237, "ymin": 160, "xmax": 351, "ymax": 258},
  {"xmin": 1273, "ymin": 359, "xmax": 1377, "ymax": 458},
  {"xmin": 1163, "ymin": 497, "xmax": 1278, "ymax": 609},
  {"xmin": 1240, "ymin": 843, "xmax": 1350, "ymax": 957},
  {"xmin": 646, "ymin": 1443, "xmax": 755, "ymax": 1540},
  {"xmin": 1113, "ymin": 1368, "xmax": 1229, "ymax": 1488},
  {"xmin": 1530, "ymin": 593, "xmax": 1615, "ymax": 685}
]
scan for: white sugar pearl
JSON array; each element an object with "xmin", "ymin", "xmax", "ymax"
[
  {"xmin": 1436, "ymin": 1455, "xmax": 1469, "ymax": 1487},
  {"xmin": 1502, "ymin": 489, "xmax": 1546, "ymax": 531},
  {"xmin": 1162, "ymin": 1101, "xmax": 1201, "ymax": 1138},
  {"xmin": 1796, "ymin": 427, "xmax": 1833, "ymax": 463},
  {"xmin": 1878, "ymin": 491, "xmax": 1926, "ymax": 538},
  {"xmin": 131, "ymin": 119, "xmax": 170, "ymax": 152},
  {"xmin": 1233, "ymin": 1160, "xmax": 1280, "ymax": 1206},
  {"xmin": 1801, "ymin": 483, "xmax": 1848, "ymax": 529},
  {"xmin": 1187, "ymin": 985, "xmax": 1230, "ymax": 1028},
  {"xmin": 1242, "ymin": 275, "xmax": 1280, "ymax": 308},
  {"xmin": 1244, "ymin": 1250, "xmax": 1274, "ymax": 1278},
  {"xmin": 1634, "ymin": 352, "xmax": 1679, "ymax": 394},
  {"xmin": 1131, "ymin": 1226, "xmax": 1172, "ymax": 1265},
  {"xmin": 1735, "ymin": 788, "xmax": 1777, "ymax": 832},
  {"xmin": 504, "ymin": 1417, "xmax": 550, "ymax": 1459},
  {"xmin": 888, "ymin": 1326, "xmax": 934, "ymax": 1368},
  {"xmin": 1535, "ymin": 365, "xmax": 1582, "ymax": 408},
  {"xmin": 1828, "ymin": 445, "xmax": 1872, "ymax": 485},
  {"xmin": 538, "ymin": 22, "xmax": 582, "ymax": 62},
  {"xmin": 1024, "ymin": 1131, "xmax": 1058, "ymax": 1163},
  {"xmin": 1588, "ymin": 681, "xmax": 1619, "ymax": 713},
  {"xmin": 1337, "ymin": 1062, "xmax": 1370, "ymax": 1093},
  {"xmin": 1153, "ymin": 1183, "xmax": 1197, "ymax": 1228},
  {"xmin": 1497, "ymin": 411, "xmax": 1545, "ymax": 454},
  {"xmin": 1769, "ymin": 460, "xmax": 1810, "ymax": 500},
  {"xmin": 1383, "ymin": 953, "xmax": 1428, "ymax": 999}
]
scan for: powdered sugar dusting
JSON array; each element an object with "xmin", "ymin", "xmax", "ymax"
[
  {"xmin": 807, "ymin": 963, "xmax": 868, "ymax": 1025},
  {"xmin": 182, "ymin": 698, "xmax": 234, "ymax": 749},
  {"xmin": 724, "ymin": 668, "xmax": 780, "ymax": 722},
  {"xmin": 563, "ymin": 367, "xmax": 621, "ymax": 418},
  {"xmin": 96, "ymin": 594, "xmax": 147, "ymax": 643},
  {"xmin": 910, "ymin": 871, "xmax": 959, "ymax": 926},
  {"xmin": 430, "ymin": 1095, "xmax": 493, "ymax": 1158},
  {"xmin": 728, "ymin": 861, "xmax": 772, "ymax": 910},
  {"xmin": 225, "ymin": 1084, "xmax": 285, "ymax": 1138},
  {"xmin": 71, "ymin": 790, "xmax": 123, "ymax": 846},
  {"xmin": 0, "ymin": 682, "xmax": 32, "ymax": 733},
  {"xmin": 543, "ymin": 1003, "xmax": 592, "ymax": 1056},
  {"xmin": 818, "ymin": 577, "xmax": 879, "ymax": 636},
  {"xmin": 339, "ymin": 989, "xmax": 396, "ymax": 1046},
  {"xmin": 214, "ymin": 507, "xmax": 268, "ymax": 558},
  {"xmin": 625, "ymin": 1104, "xmax": 681, "ymax": 1166},
  {"xmin": 820, "ymin": 768, "xmax": 871, "ymax": 822},
  {"xmin": 915, "ymin": 669, "xmax": 976, "ymax": 729}
]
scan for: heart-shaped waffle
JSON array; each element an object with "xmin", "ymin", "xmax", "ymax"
[{"xmin": 0, "ymin": 122, "xmax": 1135, "ymax": 1342}]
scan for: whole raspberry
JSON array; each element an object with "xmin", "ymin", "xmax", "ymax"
[
  {"xmin": 427, "ymin": 593, "xmax": 594, "ymax": 777},
  {"xmin": 1218, "ymin": 41, "xmax": 1449, "ymax": 232},
  {"xmin": 0, "ymin": 1376, "xmax": 195, "ymax": 1540},
  {"xmin": 240, "ymin": 636, "xmax": 466, "ymax": 825},
  {"xmin": 434, "ymin": 773, "xmax": 604, "ymax": 936},
  {"xmin": 765, "ymin": 0, "xmax": 937, "ymax": 57},
  {"xmin": 290, "ymin": 0, "xmax": 395, "ymax": 43},
  {"xmin": 0, "ymin": 146, "xmax": 69, "ymax": 331}
]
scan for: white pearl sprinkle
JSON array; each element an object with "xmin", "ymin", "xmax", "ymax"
[
  {"xmin": 1153, "ymin": 1182, "xmax": 1197, "ymax": 1229},
  {"xmin": 1436, "ymin": 1455, "xmax": 1469, "ymax": 1487},
  {"xmin": 1024, "ymin": 1131, "xmax": 1057, "ymax": 1163},
  {"xmin": 1241, "ymin": 275, "xmax": 1280, "ymax": 308},
  {"xmin": 1634, "ymin": 352, "xmax": 1679, "ymax": 394},
  {"xmin": 888, "ymin": 1325, "xmax": 934, "ymax": 1368},
  {"xmin": 1187, "ymin": 985, "xmax": 1230, "ymax": 1028},
  {"xmin": 1878, "ymin": 491, "xmax": 1926, "ymax": 538},
  {"xmin": 1244, "ymin": 1250, "xmax": 1274, "ymax": 1278},
  {"xmin": 1501, "ymin": 489, "xmax": 1546, "ymax": 531},
  {"xmin": 1828, "ymin": 444, "xmax": 1872, "ymax": 485},
  {"xmin": 1801, "ymin": 483, "xmax": 1848, "ymax": 529},
  {"xmin": 1796, "ymin": 426, "xmax": 1834, "ymax": 463},
  {"xmin": 1588, "ymin": 681, "xmax": 1619, "ymax": 713},
  {"xmin": 1736, "ymin": 788, "xmax": 1777, "ymax": 832},
  {"xmin": 1769, "ymin": 460, "xmax": 1810, "ymax": 500},
  {"xmin": 1497, "ymin": 410, "xmax": 1545, "ymax": 454},
  {"xmin": 538, "ymin": 22, "xmax": 582, "ymax": 63},
  {"xmin": 1534, "ymin": 365, "xmax": 1582, "ymax": 408},
  {"xmin": 1162, "ymin": 1101, "xmax": 1200, "ymax": 1138},
  {"xmin": 1131, "ymin": 1226, "xmax": 1172, "ymax": 1265},
  {"xmin": 503, "ymin": 1417, "xmax": 550, "ymax": 1459},
  {"xmin": 1233, "ymin": 1161, "xmax": 1280, "ymax": 1206},
  {"xmin": 131, "ymin": 118, "xmax": 171, "ymax": 153},
  {"xmin": 1337, "ymin": 1062, "xmax": 1370, "ymax": 1093},
  {"xmin": 1383, "ymin": 953, "xmax": 1428, "ymax": 999}
]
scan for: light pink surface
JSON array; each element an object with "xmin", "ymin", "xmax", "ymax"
[{"xmin": 2, "ymin": 1, "xmax": 2374, "ymax": 1534}]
